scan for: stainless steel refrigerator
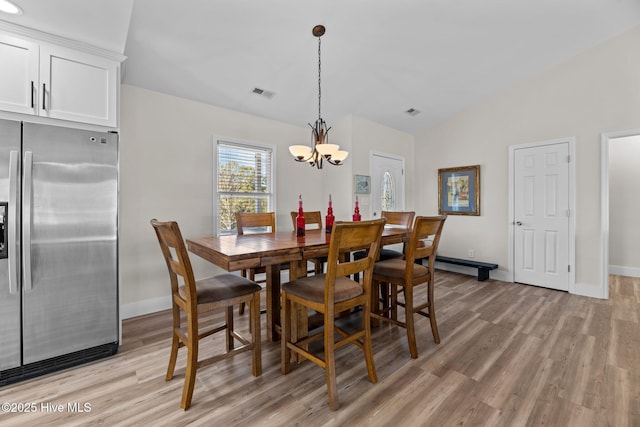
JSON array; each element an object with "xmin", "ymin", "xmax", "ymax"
[{"xmin": 0, "ymin": 119, "xmax": 118, "ymax": 385}]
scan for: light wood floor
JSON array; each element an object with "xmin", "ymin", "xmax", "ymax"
[{"xmin": 1, "ymin": 272, "xmax": 638, "ymax": 426}]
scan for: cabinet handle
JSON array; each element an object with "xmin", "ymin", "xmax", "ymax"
[
  {"xmin": 30, "ymin": 81, "xmax": 35, "ymax": 108},
  {"xmin": 42, "ymin": 83, "xmax": 46, "ymax": 110}
]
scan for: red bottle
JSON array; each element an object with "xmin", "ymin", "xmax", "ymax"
[
  {"xmin": 352, "ymin": 196, "xmax": 361, "ymax": 221},
  {"xmin": 325, "ymin": 194, "xmax": 334, "ymax": 233},
  {"xmin": 296, "ymin": 194, "xmax": 306, "ymax": 236}
]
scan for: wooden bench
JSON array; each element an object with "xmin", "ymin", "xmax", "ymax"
[{"xmin": 434, "ymin": 256, "xmax": 498, "ymax": 281}]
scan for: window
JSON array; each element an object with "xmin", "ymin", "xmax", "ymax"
[
  {"xmin": 214, "ymin": 139, "xmax": 274, "ymax": 235},
  {"xmin": 381, "ymin": 171, "xmax": 394, "ymax": 211}
]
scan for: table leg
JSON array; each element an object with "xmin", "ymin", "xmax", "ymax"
[
  {"xmin": 287, "ymin": 259, "xmax": 309, "ymax": 363},
  {"xmin": 289, "ymin": 260, "xmax": 308, "ymax": 344},
  {"xmin": 266, "ymin": 263, "xmax": 281, "ymax": 342}
]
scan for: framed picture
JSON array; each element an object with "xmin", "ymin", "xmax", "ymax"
[
  {"xmin": 354, "ymin": 174, "xmax": 371, "ymax": 194},
  {"xmin": 438, "ymin": 165, "xmax": 480, "ymax": 216}
]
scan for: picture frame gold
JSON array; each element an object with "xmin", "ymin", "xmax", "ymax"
[{"xmin": 438, "ymin": 165, "xmax": 480, "ymax": 216}]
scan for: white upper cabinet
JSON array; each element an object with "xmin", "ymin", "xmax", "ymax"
[
  {"xmin": 0, "ymin": 29, "xmax": 122, "ymax": 128},
  {"xmin": 0, "ymin": 33, "xmax": 39, "ymax": 115},
  {"xmin": 39, "ymin": 45, "xmax": 118, "ymax": 127}
]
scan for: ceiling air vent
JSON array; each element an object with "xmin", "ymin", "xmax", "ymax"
[
  {"xmin": 405, "ymin": 108, "xmax": 420, "ymax": 116},
  {"xmin": 252, "ymin": 87, "xmax": 275, "ymax": 99}
]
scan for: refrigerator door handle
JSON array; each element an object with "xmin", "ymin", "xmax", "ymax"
[
  {"xmin": 8, "ymin": 150, "xmax": 19, "ymax": 295},
  {"xmin": 23, "ymin": 151, "xmax": 33, "ymax": 293}
]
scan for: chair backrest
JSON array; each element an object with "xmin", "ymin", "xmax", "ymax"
[
  {"xmin": 150, "ymin": 219, "xmax": 197, "ymax": 306},
  {"xmin": 381, "ymin": 211, "xmax": 415, "ymax": 229},
  {"xmin": 325, "ymin": 219, "xmax": 386, "ymax": 303},
  {"xmin": 290, "ymin": 211, "xmax": 323, "ymax": 230},
  {"xmin": 404, "ymin": 216, "xmax": 447, "ymax": 277},
  {"xmin": 235, "ymin": 212, "xmax": 276, "ymax": 235}
]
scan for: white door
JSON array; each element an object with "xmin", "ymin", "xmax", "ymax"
[
  {"xmin": 371, "ymin": 153, "xmax": 404, "ymax": 218},
  {"xmin": 513, "ymin": 142, "xmax": 569, "ymax": 290}
]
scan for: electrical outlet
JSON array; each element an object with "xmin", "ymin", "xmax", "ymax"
[{"xmin": 468, "ymin": 249, "xmax": 475, "ymax": 258}]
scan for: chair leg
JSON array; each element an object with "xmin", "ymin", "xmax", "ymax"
[
  {"xmin": 391, "ymin": 284, "xmax": 398, "ymax": 322},
  {"xmin": 404, "ymin": 284, "xmax": 418, "ymax": 359},
  {"xmin": 226, "ymin": 306, "xmax": 234, "ymax": 352},
  {"xmin": 380, "ymin": 282, "xmax": 390, "ymax": 318},
  {"xmin": 181, "ymin": 314, "xmax": 199, "ymax": 410},
  {"xmin": 239, "ymin": 270, "xmax": 248, "ymax": 315},
  {"xmin": 362, "ymin": 299, "xmax": 377, "ymax": 384},
  {"xmin": 324, "ymin": 311, "xmax": 339, "ymax": 411},
  {"xmin": 428, "ymin": 279, "xmax": 440, "ymax": 344},
  {"xmin": 166, "ymin": 333, "xmax": 179, "ymax": 381},
  {"xmin": 371, "ymin": 280, "xmax": 381, "ymax": 328},
  {"xmin": 166, "ymin": 306, "xmax": 180, "ymax": 381},
  {"xmin": 280, "ymin": 293, "xmax": 292, "ymax": 375}
]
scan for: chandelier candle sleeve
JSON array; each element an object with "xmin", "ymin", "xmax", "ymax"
[
  {"xmin": 352, "ymin": 196, "xmax": 361, "ymax": 221},
  {"xmin": 296, "ymin": 194, "xmax": 306, "ymax": 236},
  {"xmin": 325, "ymin": 194, "xmax": 334, "ymax": 233}
]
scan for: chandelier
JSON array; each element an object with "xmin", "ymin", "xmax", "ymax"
[{"xmin": 289, "ymin": 25, "xmax": 348, "ymax": 169}]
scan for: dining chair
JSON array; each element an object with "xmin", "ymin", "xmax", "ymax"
[
  {"xmin": 290, "ymin": 210, "xmax": 325, "ymax": 274},
  {"xmin": 289, "ymin": 210, "xmax": 323, "ymax": 230},
  {"xmin": 235, "ymin": 212, "xmax": 285, "ymax": 314},
  {"xmin": 281, "ymin": 219, "xmax": 386, "ymax": 411},
  {"xmin": 371, "ymin": 215, "xmax": 446, "ymax": 359},
  {"xmin": 353, "ymin": 211, "xmax": 415, "ymax": 282},
  {"xmin": 150, "ymin": 219, "xmax": 262, "ymax": 410}
]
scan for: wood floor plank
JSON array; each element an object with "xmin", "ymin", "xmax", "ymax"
[{"xmin": 0, "ymin": 272, "xmax": 638, "ymax": 426}]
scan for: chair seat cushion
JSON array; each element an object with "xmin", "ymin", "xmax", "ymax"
[
  {"xmin": 282, "ymin": 274, "xmax": 363, "ymax": 304},
  {"xmin": 179, "ymin": 273, "xmax": 261, "ymax": 304},
  {"xmin": 353, "ymin": 248, "xmax": 404, "ymax": 261},
  {"xmin": 373, "ymin": 258, "xmax": 429, "ymax": 280}
]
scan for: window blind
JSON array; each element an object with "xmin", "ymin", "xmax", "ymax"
[{"xmin": 216, "ymin": 140, "xmax": 273, "ymax": 235}]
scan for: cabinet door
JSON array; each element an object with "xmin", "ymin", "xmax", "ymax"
[
  {"xmin": 0, "ymin": 33, "xmax": 39, "ymax": 115},
  {"xmin": 40, "ymin": 45, "xmax": 118, "ymax": 127}
]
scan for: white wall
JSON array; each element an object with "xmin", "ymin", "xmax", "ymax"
[
  {"xmin": 119, "ymin": 86, "xmax": 414, "ymax": 317},
  {"xmin": 414, "ymin": 25, "xmax": 640, "ymax": 298},
  {"xmin": 322, "ymin": 115, "xmax": 415, "ymax": 221},
  {"xmin": 119, "ymin": 85, "xmax": 320, "ymax": 316},
  {"xmin": 609, "ymin": 134, "xmax": 640, "ymax": 275},
  {"xmin": 349, "ymin": 115, "xmax": 415, "ymax": 219}
]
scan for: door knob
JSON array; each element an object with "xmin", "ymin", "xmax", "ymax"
[{"xmin": 516, "ymin": 221, "xmax": 523, "ymax": 226}]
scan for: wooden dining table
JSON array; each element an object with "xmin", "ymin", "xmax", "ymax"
[{"xmin": 187, "ymin": 226, "xmax": 408, "ymax": 341}]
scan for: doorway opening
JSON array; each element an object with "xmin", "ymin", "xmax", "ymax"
[{"xmin": 601, "ymin": 130, "xmax": 640, "ymax": 300}]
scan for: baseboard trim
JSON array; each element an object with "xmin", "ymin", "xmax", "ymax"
[
  {"xmin": 609, "ymin": 265, "xmax": 640, "ymax": 278},
  {"xmin": 121, "ymin": 295, "xmax": 171, "ymax": 319},
  {"xmin": 571, "ymin": 283, "xmax": 607, "ymax": 299}
]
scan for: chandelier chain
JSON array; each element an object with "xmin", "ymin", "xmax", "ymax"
[{"xmin": 318, "ymin": 36, "xmax": 322, "ymax": 120}]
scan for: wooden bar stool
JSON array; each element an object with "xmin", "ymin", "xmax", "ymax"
[
  {"xmin": 371, "ymin": 215, "xmax": 446, "ymax": 359},
  {"xmin": 353, "ymin": 211, "xmax": 415, "ymax": 282},
  {"xmin": 150, "ymin": 219, "xmax": 262, "ymax": 410},
  {"xmin": 281, "ymin": 219, "xmax": 386, "ymax": 410}
]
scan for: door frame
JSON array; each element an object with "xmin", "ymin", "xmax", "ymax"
[
  {"xmin": 601, "ymin": 128, "xmax": 640, "ymax": 300},
  {"xmin": 369, "ymin": 151, "xmax": 406, "ymax": 217},
  {"xmin": 508, "ymin": 137, "xmax": 576, "ymax": 293}
]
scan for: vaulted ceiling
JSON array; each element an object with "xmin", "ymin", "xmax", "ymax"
[{"xmin": 3, "ymin": 0, "xmax": 640, "ymax": 134}]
